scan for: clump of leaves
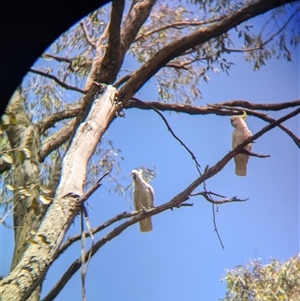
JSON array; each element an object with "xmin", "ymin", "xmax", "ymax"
[{"xmin": 222, "ymin": 254, "xmax": 300, "ymax": 301}]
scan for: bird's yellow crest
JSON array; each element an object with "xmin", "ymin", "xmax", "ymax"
[{"xmin": 240, "ymin": 110, "xmax": 247, "ymax": 120}]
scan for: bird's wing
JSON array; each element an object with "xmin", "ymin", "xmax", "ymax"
[
  {"xmin": 232, "ymin": 130, "xmax": 238, "ymax": 148},
  {"xmin": 133, "ymin": 188, "xmax": 142, "ymax": 210},
  {"xmin": 147, "ymin": 184, "xmax": 154, "ymax": 207},
  {"xmin": 245, "ymin": 129, "xmax": 252, "ymax": 151}
]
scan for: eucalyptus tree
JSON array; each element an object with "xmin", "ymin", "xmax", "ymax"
[{"xmin": 0, "ymin": 0, "xmax": 299, "ymax": 300}]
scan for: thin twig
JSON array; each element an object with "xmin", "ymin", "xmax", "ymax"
[
  {"xmin": 134, "ymin": 19, "xmax": 222, "ymax": 42},
  {"xmin": 82, "ymin": 205, "xmax": 94, "ymax": 273},
  {"xmin": 190, "ymin": 191, "xmax": 249, "ymax": 204},
  {"xmin": 261, "ymin": 9, "xmax": 299, "ymax": 46},
  {"xmin": 42, "ymin": 53, "xmax": 72, "ymax": 64},
  {"xmin": 212, "ymin": 204, "xmax": 225, "ymax": 250},
  {"xmin": 80, "ymin": 21, "xmax": 96, "ymax": 48},
  {"xmin": 131, "ymin": 97, "xmax": 202, "ymax": 173},
  {"xmin": 0, "ymin": 201, "xmax": 18, "ymax": 224},
  {"xmin": 241, "ymin": 150, "xmax": 270, "ymax": 158},
  {"xmin": 80, "ymin": 211, "xmax": 86, "ymax": 301},
  {"xmin": 172, "ymin": 203, "xmax": 193, "ymax": 208},
  {"xmin": 79, "ymin": 204, "xmax": 94, "ymax": 301},
  {"xmin": 29, "ymin": 69, "xmax": 86, "ymax": 94},
  {"xmin": 114, "ymin": 74, "xmax": 132, "ymax": 88},
  {"xmin": 80, "ymin": 167, "xmax": 113, "ymax": 203}
]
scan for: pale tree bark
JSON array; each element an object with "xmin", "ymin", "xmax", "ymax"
[
  {"xmin": 4, "ymin": 89, "xmax": 46, "ymax": 301},
  {"xmin": 0, "ymin": 86, "xmax": 119, "ymax": 301},
  {"xmin": 1, "ymin": 1, "xmax": 158, "ymax": 298}
]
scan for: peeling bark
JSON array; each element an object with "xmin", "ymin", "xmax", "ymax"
[
  {"xmin": 0, "ymin": 86, "xmax": 119, "ymax": 301},
  {"xmin": 4, "ymin": 90, "xmax": 45, "ymax": 301}
]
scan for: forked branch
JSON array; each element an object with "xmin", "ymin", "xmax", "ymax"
[{"xmin": 29, "ymin": 69, "xmax": 86, "ymax": 94}]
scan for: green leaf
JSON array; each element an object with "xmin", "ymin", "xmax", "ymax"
[
  {"xmin": 1, "ymin": 153, "xmax": 13, "ymax": 164},
  {"xmin": 1, "ymin": 114, "xmax": 10, "ymax": 125},
  {"xmin": 17, "ymin": 150, "xmax": 25, "ymax": 163},
  {"xmin": 22, "ymin": 147, "xmax": 31, "ymax": 159},
  {"xmin": 38, "ymin": 234, "xmax": 50, "ymax": 244},
  {"xmin": 19, "ymin": 189, "xmax": 32, "ymax": 197},
  {"xmin": 39, "ymin": 195, "xmax": 52, "ymax": 205},
  {"xmin": 9, "ymin": 113, "xmax": 17, "ymax": 125},
  {"xmin": 6, "ymin": 184, "xmax": 16, "ymax": 191},
  {"xmin": 39, "ymin": 185, "xmax": 52, "ymax": 194}
]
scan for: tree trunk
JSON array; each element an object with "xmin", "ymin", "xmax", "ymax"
[
  {"xmin": 0, "ymin": 86, "xmax": 119, "ymax": 301},
  {"xmin": 5, "ymin": 90, "xmax": 46, "ymax": 301}
]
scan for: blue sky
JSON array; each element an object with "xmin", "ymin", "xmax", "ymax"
[{"xmin": 1, "ymin": 3, "xmax": 299, "ymax": 301}]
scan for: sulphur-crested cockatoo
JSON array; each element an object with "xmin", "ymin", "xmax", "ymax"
[
  {"xmin": 131, "ymin": 170, "xmax": 154, "ymax": 232},
  {"xmin": 230, "ymin": 111, "xmax": 252, "ymax": 176}
]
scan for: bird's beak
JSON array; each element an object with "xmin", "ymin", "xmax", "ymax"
[{"xmin": 132, "ymin": 173, "xmax": 136, "ymax": 180}]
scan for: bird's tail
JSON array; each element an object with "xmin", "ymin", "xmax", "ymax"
[
  {"xmin": 139, "ymin": 217, "xmax": 152, "ymax": 232},
  {"xmin": 235, "ymin": 154, "xmax": 248, "ymax": 176},
  {"xmin": 235, "ymin": 165, "xmax": 247, "ymax": 176}
]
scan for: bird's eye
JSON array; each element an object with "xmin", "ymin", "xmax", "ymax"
[{"xmin": 132, "ymin": 173, "xmax": 136, "ymax": 180}]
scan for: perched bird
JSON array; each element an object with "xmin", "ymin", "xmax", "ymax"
[
  {"xmin": 230, "ymin": 111, "xmax": 252, "ymax": 176},
  {"xmin": 131, "ymin": 169, "xmax": 154, "ymax": 232}
]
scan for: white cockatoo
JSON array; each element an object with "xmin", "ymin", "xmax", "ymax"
[
  {"xmin": 230, "ymin": 111, "xmax": 252, "ymax": 176},
  {"xmin": 131, "ymin": 169, "xmax": 154, "ymax": 232}
]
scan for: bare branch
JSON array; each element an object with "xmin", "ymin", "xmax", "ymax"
[
  {"xmin": 114, "ymin": 74, "xmax": 132, "ymax": 88},
  {"xmin": 165, "ymin": 55, "xmax": 211, "ymax": 69},
  {"xmin": 121, "ymin": 0, "xmax": 156, "ymax": 51},
  {"xmin": 39, "ymin": 108, "xmax": 80, "ymax": 133},
  {"xmin": 80, "ymin": 167, "xmax": 113, "ymax": 203},
  {"xmin": 84, "ymin": 0, "xmax": 125, "ymax": 91},
  {"xmin": 165, "ymin": 63, "xmax": 190, "ymax": 70},
  {"xmin": 29, "ymin": 69, "xmax": 86, "ymax": 94},
  {"xmin": 224, "ymin": 9, "xmax": 299, "ymax": 54},
  {"xmin": 134, "ymin": 19, "xmax": 222, "ymax": 42},
  {"xmin": 39, "ymin": 121, "xmax": 75, "ymax": 161},
  {"xmin": 240, "ymin": 150, "xmax": 270, "ymax": 158},
  {"xmin": 191, "ymin": 191, "xmax": 249, "ymax": 204},
  {"xmin": 78, "ymin": 167, "xmax": 113, "ymax": 293},
  {"xmin": 80, "ymin": 211, "xmax": 86, "ymax": 301},
  {"xmin": 126, "ymin": 100, "xmax": 300, "ymax": 148},
  {"xmin": 212, "ymin": 203, "xmax": 224, "ymax": 249},
  {"xmin": 191, "ymin": 189, "xmax": 248, "ymax": 249},
  {"xmin": 97, "ymin": 21, "xmax": 110, "ymax": 48},
  {"xmin": 212, "ymin": 99, "xmax": 300, "ymax": 111},
  {"xmin": 261, "ymin": 8, "xmax": 299, "ymax": 46},
  {"xmin": 80, "ymin": 21, "xmax": 96, "ymax": 48},
  {"xmin": 42, "ymin": 53, "xmax": 72, "ymax": 64},
  {"xmin": 224, "ymin": 46, "xmax": 263, "ymax": 53}
]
